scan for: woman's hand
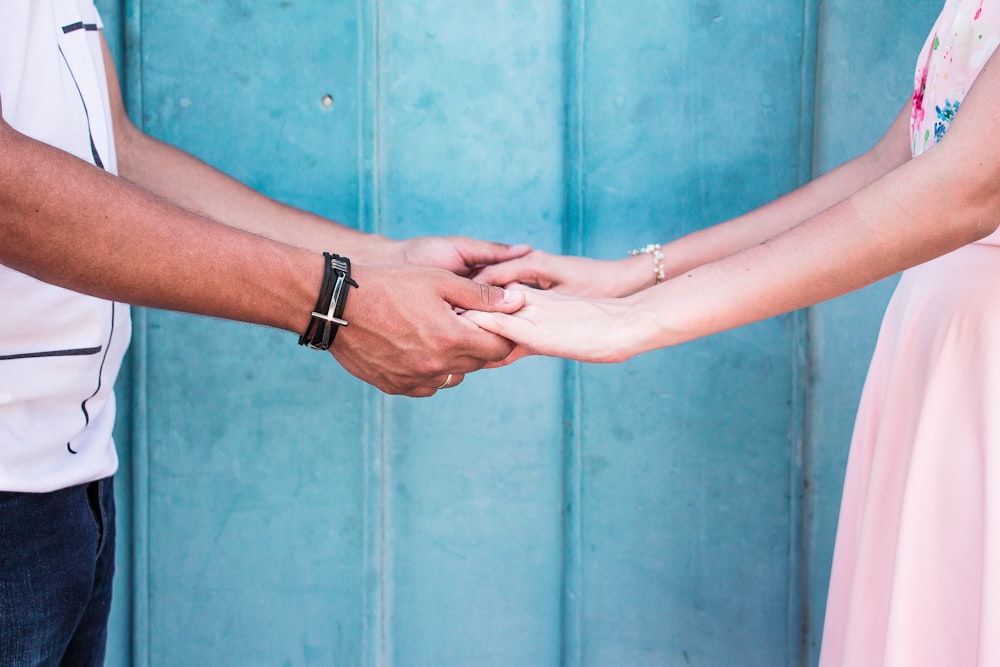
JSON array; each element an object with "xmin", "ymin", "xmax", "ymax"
[
  {"xmin": 462, "ymin": 286, "xmax": 652, "ymax": 364},
  {"xmin": 473, "ymin": 249, "xmax": 655, "ymax": 297}
]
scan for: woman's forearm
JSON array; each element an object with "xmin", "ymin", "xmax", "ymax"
[
  {"xmin": 632, "ymin": 152, "xmax": 996, "ymax": 356},
  {"xmin": 475, "ymin": 100, "xmax": 917, "ymax": 300},
  {"xmin": 465, "ymin": 74, "xmax": 1000, "ymax": 365}
]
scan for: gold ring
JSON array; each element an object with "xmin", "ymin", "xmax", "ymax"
[{"xmin": 437, "ymin": 373, "xmax": 453, "ymax": 389}]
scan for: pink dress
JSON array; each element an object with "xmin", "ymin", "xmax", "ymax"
[{"xmin": 819, "ymin": 1, "xmax": 1000, "ymax": 665}]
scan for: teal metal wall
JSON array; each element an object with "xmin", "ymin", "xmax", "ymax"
[{"xmin": 96, "ymin": 1, "xmax": 941, "ymax": 665}]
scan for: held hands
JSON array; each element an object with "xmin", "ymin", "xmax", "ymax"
[
  {"xmin": 318, "ymin": 235, "xmax": 528, "ymax": 395},
  {"xmin": 330, "ymin": 239, "xmax": 655, "ymax": 384},
  {"xmin": 458, "ymin": 247, "xmax": 667, "ymax": 366},
  {"xmin": 331, "ymin": 264, "xmax": 525, "ymax": 397}
]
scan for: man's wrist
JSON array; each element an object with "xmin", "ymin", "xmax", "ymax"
[
  {"xmin": 337, "ymin": 234, "xmax": 402, "ymax": 265},
  {"xmin": 298, "ymin": 252, "xmax": 359, "ymax": 350}
]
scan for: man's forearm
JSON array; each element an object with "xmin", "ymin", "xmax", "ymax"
[
  {"xmin": 102, "ymin": 38, "xmax": 393, "ymax": 264},
  {"xmin": 114, "ymin": 123, "xmax": 386, "ymax": 259},
  {"xmin": 0, "ymin": 118, "xmax": 319, "ymax": 335}
]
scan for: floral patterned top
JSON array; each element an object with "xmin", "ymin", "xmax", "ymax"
[{"xmin": 911, "ymin": 0, "xmax": 1000, "ymax": 157}]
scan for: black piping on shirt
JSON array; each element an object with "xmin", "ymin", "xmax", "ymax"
[
  {"xmin": 56, "ymin": 33, "xmax": 104, "ymax": 170},
  {"xmin": 0, "ymin": 347, "xmax": 102, "ymax": 361}
]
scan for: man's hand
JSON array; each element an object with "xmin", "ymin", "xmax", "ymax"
[
  {"xmin": 331, "ymin": 264, "xmax": 526, "ymax": 396},
  {"xmin": 394, "ymin": 236, "xmax": 531, "ymax": 277}
]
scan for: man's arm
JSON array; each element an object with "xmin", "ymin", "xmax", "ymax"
[
  {"xmin": 0, "ymin": 102, "xmax": 316, "ymax": 333},
  {"xmin": 0, "ymin": 39, "xmax": 525, "ymax": 397},
  {"xmin": 100, "ymin": 38, "xmax": 528, "ymax": 274},
  {"xmin": 101, "ymin": 38, "xmax": 382, "ymax": 262}
]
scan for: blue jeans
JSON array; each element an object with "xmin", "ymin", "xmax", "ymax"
[{"xmin": 0, "ymin": 477, "xmax": 116, "ymax": 667}]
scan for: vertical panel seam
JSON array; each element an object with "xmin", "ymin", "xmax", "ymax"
[
  {"xmin": 375, "ymin": 0, "xmax": 390, "ymax": 654},
  {"xmin": 122, "ymin": 1, "xmax": 151, "ymax": 664},
  {"xmin": 357, "ymin": 1, "xmax": 390, "ymax": 666},
  {"xmin": 560, "ymin": 1, "xmax": 585, "ymax": 665},
  {"xmin": 358, "ymin": 0, "xmax": 382, "ymax": 237},
  {"xmin": 797, "ymin": 1, "xmax": 822, "ymax": 187},
  {"xmin": 790, "ymin": 1, "xmax": 822, "ymax": 665}
]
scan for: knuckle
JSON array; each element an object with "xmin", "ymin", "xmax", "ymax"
[{"xmin": 414, "ymin": 354, "xmax": 447, "ymax": 378}]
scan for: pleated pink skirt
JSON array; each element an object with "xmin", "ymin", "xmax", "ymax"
[{"xmin": 820, "ymin": 239, "xmax": 1000, "ymax": 666}]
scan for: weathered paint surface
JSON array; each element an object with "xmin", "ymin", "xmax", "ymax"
[{"xmin": 96, "ymin": 1, "xmax": 940, "ymax": 664}]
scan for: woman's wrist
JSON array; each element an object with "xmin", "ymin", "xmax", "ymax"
[
  {"xmin": 618, "ymin": 248, "xmax": 664, "ymax": 295},
  {"xmin": 627, "ymin": 243, "xmax": 665, "ymax": 287}
]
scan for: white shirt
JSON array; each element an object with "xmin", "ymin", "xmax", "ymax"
[{"xmin": 0, "ymin": 0, "xmax": 131, "ymax": 492}]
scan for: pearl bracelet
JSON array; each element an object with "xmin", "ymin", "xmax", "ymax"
[{"xmin": 628, "ymin": 243, "xmax": 665, "ymax": 285}]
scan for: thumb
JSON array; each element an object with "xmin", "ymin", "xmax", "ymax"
[
  {"xmin": 458, "ymin": 241, "xmax": 532, "ymax": 267},
  {"xmin": 483, "ymin": 345, "xmax": 532, "ymax": 368},
  {"xmin": 445, "ymin": 277, "xmax": 525, "ymax": 314}
]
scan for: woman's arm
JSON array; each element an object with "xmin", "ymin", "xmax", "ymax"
[
  {"xmin": 465, "ymin": 54, "xmax": 1000, "ymax": 363},
  {"xmin": 474, "ymin": 100, "xmax": 914, "ymax": 297},
  {"xmin": 656, "ymin": 99, "xmax": 915, "ymax": 276}
]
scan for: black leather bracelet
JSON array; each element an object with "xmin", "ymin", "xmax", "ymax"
[{"xmin": 298, "ymin": 252, "xmax": 359, "ymax": 351}]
